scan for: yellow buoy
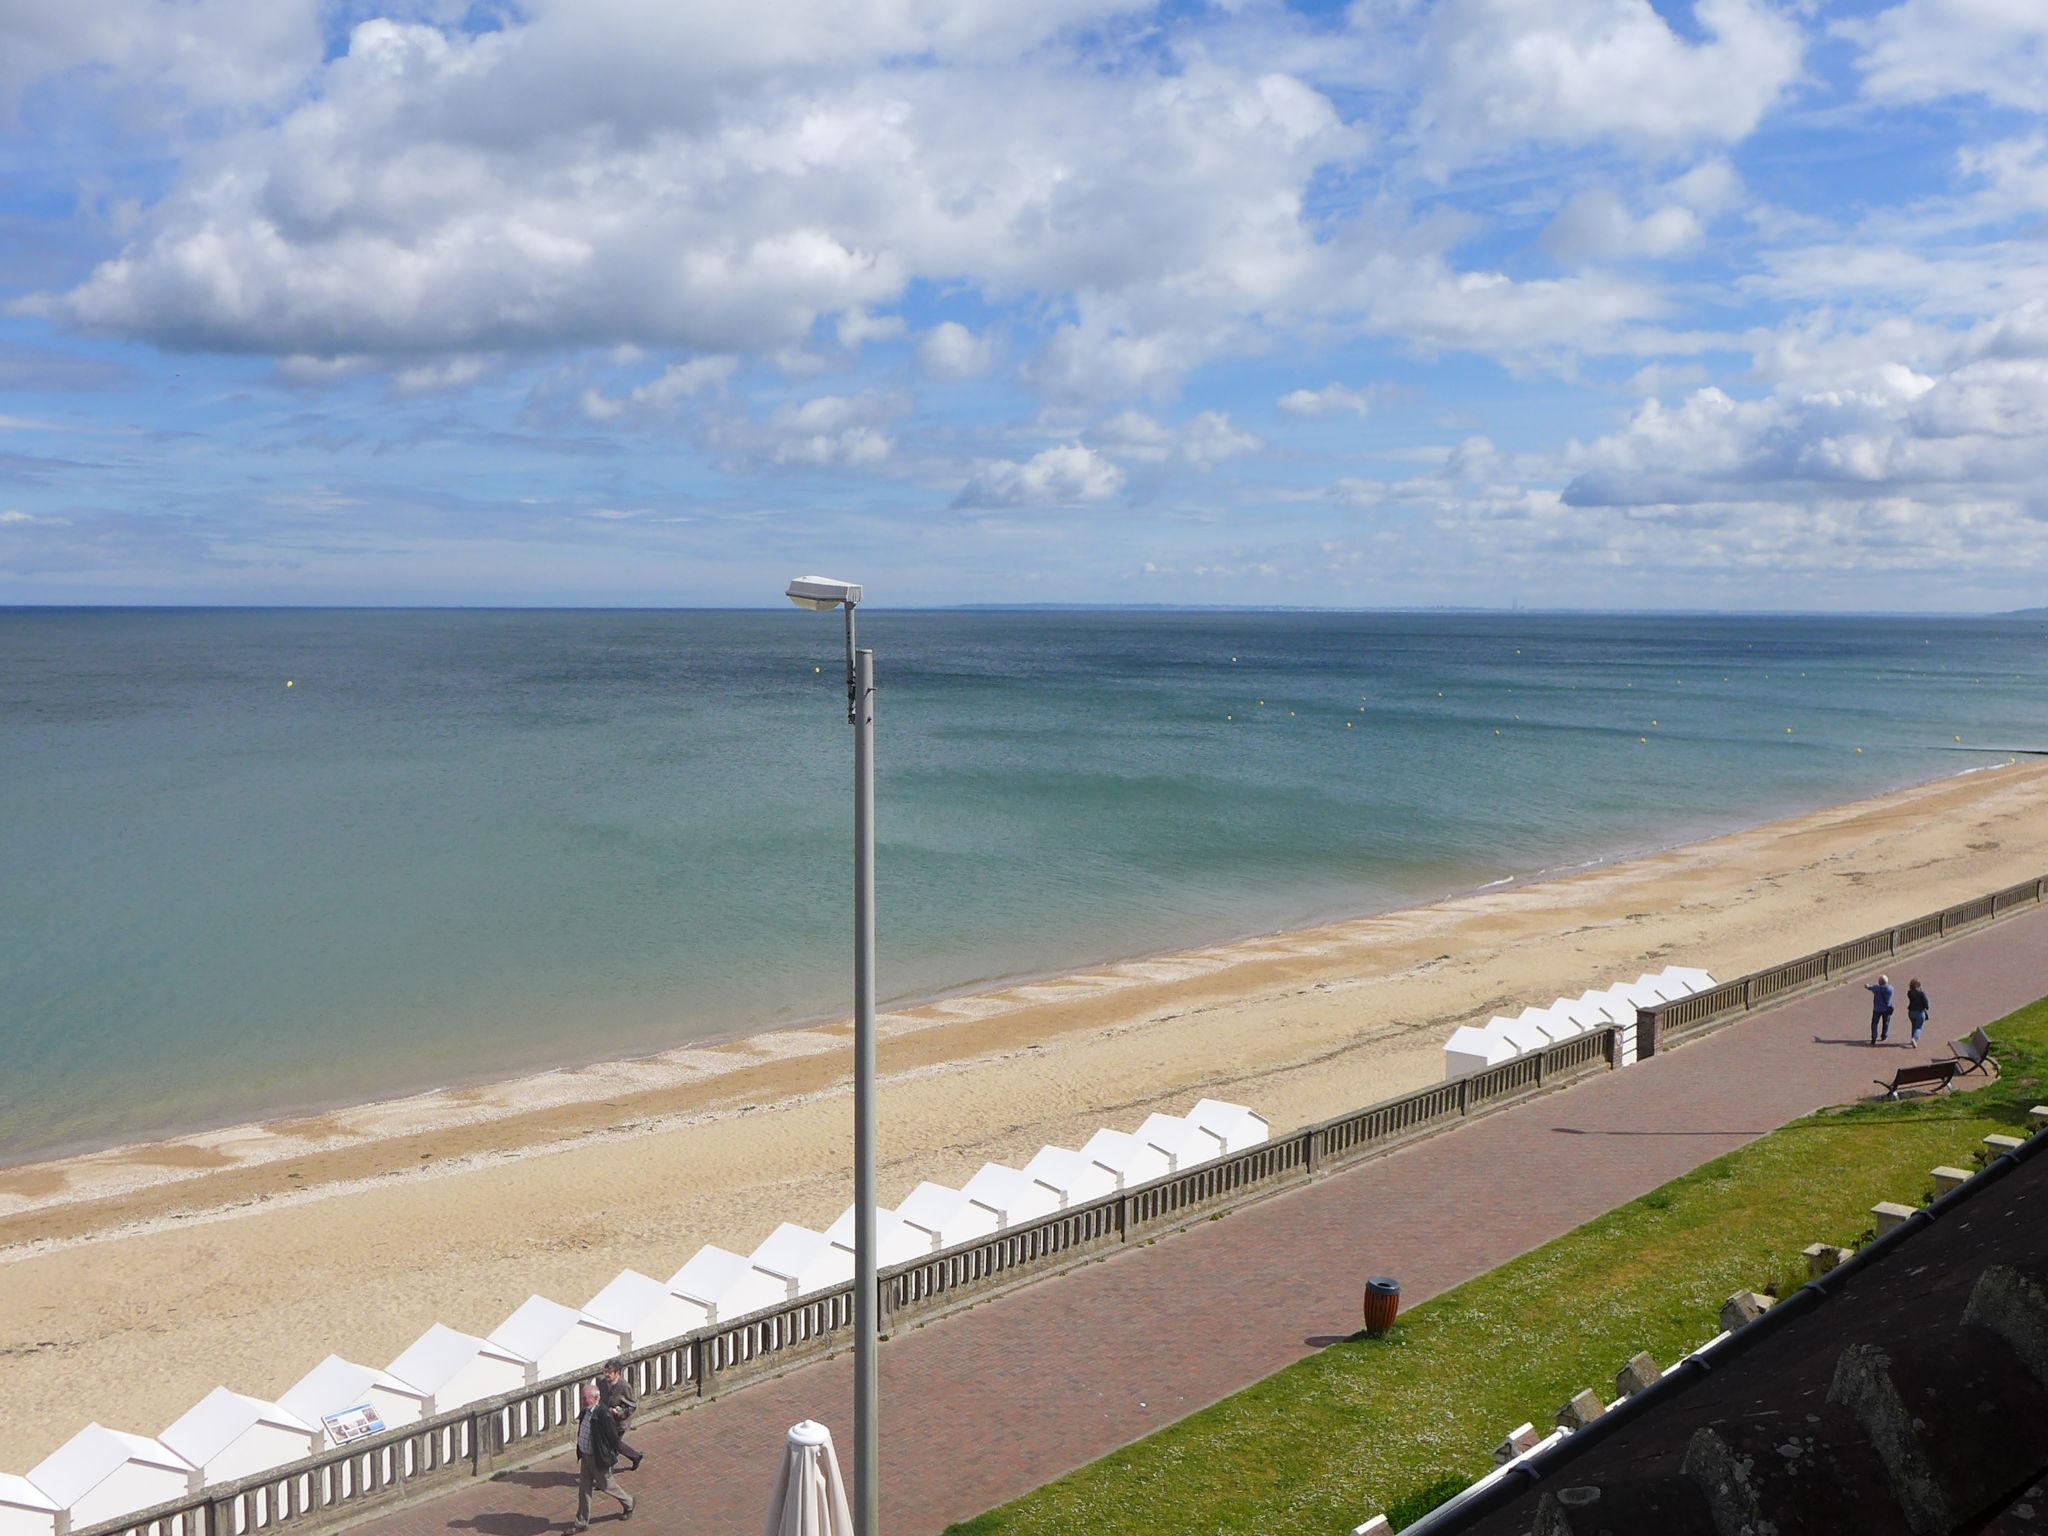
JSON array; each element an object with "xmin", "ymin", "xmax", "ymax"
[
  {"xmin": 1786, "ymin": 727, "xmax": 1793, "ymax": 733},
  {"xmin": 285, "ymin": 680, "xmax": 294, "ymax": 688},
  {"xmin": 1651, "ymin": 720, "xmax": 1658, "ymax": 726},
  {"xmin": 1347, "ymin": 721, "xmax": 1354, "ymax": 728},
  {"xmin": 815, "ymin": 665, "xmax": 821, "ymax": 673},
  {"xmin": 1494, "ymin": 729, "xmax": 1501, "ymax": 736},
  {"xmin": 1856, "ymin": 747, "xmax": 1863, "ymax": 753},
  {"xmin": 1289, "ymin": 711, "xmax": 1295, "ymax": 717},
  {"xmin": 1639, "ymin": 737, "xmax": 1647, "ymax": 744},
  {"xmin": 1259, "ymin": 700, "xmax": 1265, "ymax": 706},
  {"xmin": 1955, "ymin": 735, "xmax": 1962, "ymax": 742}
]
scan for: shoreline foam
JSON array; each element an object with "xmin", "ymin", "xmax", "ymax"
[{"xmin": 2, "ymin": 759, "xmax": 2045, "ymax": 1465}]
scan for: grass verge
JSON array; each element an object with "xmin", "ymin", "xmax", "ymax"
[{"xmin": 945, "ymin": 994, "xmax": 2048, "ymax": 1536}]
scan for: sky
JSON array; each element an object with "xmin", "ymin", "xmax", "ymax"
[{"xmin": 0, "ymin": 0, "xmax": 2045, "ymax": 610}]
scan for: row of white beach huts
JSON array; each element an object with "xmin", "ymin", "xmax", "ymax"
[
  {"xmin": 1440, "ymin": 964, "xmax": 1716, "ymax": 1079},
  {"xmin": 0, "ymin": 1099, "xmax": 1270, "ymax": 1536}
]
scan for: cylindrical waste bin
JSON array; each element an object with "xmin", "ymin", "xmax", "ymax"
[{"xmin": 1363, "ymin": 1276, "xmax": 1401, "ymax": 1335}]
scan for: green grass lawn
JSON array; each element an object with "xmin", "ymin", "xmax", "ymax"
[{"xmin": 946, "ymin": 995, "xmax": 2048, "ymax": 1536}]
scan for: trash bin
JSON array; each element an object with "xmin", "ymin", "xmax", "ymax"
[{"xmin": 1363, "ymin": 1276, "xmax": 1400, "ymax": 1335}]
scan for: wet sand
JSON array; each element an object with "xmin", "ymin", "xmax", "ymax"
[{"xmin": 2, "ymin": 760, "xmax": 2045, "ymax": 1467}]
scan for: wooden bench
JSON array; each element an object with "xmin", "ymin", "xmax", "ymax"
[
  {"xmin": 1947, "ymin": 1027, "xmax": 1997, "ymax": 1077},
  {"xmin": 1874, "ymin": 1061, "xmax": 1959, "ymax": 1100}
]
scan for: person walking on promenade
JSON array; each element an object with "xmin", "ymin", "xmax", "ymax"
[
  {"xmin": 1906, "ymin": 978, "xmax": 1931, "ymax": 1047},
  {"xmin": 572, "ymin": 1382, "xmax": 634, "ymax": 1530},
  {"xmin": 1866, "ymin": 974, "xmax": 1895, "ymax": 1045},
  {"xmin": 598, "ymin": 1359, "xmax": 643, "ymax": 1471}
]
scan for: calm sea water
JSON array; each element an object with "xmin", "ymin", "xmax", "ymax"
[{"xmin": 4, "ymin": 608, "xmax": 2045, "ymax": 1164}]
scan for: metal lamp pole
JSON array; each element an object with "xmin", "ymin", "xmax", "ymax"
[{"xmin": 785, "ymin": 575, "xmax": 879, "ymax": 1536}]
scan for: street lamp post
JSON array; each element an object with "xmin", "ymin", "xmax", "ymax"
[{"xmin": 784, "ymin": 574, "xmax": 878, "ymax": 1536}]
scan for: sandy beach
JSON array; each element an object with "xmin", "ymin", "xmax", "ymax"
[{"xmin": 3, "ymin": 759, "xmax": 2046, "ymax": 1468}]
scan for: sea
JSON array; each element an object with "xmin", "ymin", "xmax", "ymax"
[{"xmin": 4, "ymin": 607, "xmax": 2045, "ymax": 1166}]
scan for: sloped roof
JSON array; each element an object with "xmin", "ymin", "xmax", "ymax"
[
  {"xmin": 1136, "ymin": 1113, "xmax": 1215, "ymax": 1166},
  {"xmin": 668, "ymin": 1245, "xmax": 754, "ymax": 1303},
  {"xmin": 751, "ymin": 1224, "xmax": 830, "ymax": 1281},
  {"xmin": 0, "ymin": 1473, "xmax": 59, "ymax": 1514},
  {"xmin": 583, "ymin": 1270, "xmax": 668, "ymax": 1331},
  {"xmin": 160, "ymin": 1387, "xmax": 314, "ymax": 1465},
  {"xmin": 30, "ymin": 1425, "xmax": 193, "ymax": 1509},
  {"xmin": 960, "ymin": 1163, "xmax": 1038, "ymax": 1211},
  {"xmin": 387, "ymin": 1324, "xmax": 525, "ymax": 1396},
  {"xmin": 277, "ymin": 1355, "xmax": 421, "ymax": 1424},
  {"xmin": 824, "ymin": 1205, "xmax": 931, "ymax": 1265},
  {"xmin": 1188, "ymin": 1098, "xmax": 1269, "ymax": 1139},
  {"xmin": 487, "ymin": 1296, "xmax": 591, "ymax": 1361}
]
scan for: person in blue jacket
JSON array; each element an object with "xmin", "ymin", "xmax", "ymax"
[{"xmin": 1866, "ymin": 974, "xmax": 1895, "ymax": 1045}]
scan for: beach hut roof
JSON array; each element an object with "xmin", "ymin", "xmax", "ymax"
[
  {"xmin": 823, "ymin": 1205, "xmax": 930, "ymax": 1265},
  {"xmin": 1021, "ymin": 1145, "xmax": 1090, "ymax": 1183},
  {"xmin": 488, "ymin": 1296, "xmax": 596, "ymax": 1363},
  {"xmin": 278, "ymin": 1351, "xmax": 389, "ymax": 1425},
  {"xmin": 1187, "ymin": 1099, "xmax": 1269, "ymax": 1137},
  {"xmin": 0, "ymin": 1474, "xmax": 60, "ymax": 1515},
  {"xmin": 582, "ymin": 1270, "xmax": 669, "ymax": 1332},
  {"xmin": 388, "ymin": 1324, "xmax": 527, "ymax": 1397},
  {"xmin": 30, "ymin": 1425, "xmax": 194, "ymax": 1509},
  {"xmin": 1079, "ymin": 1128, "xmax": 1154, "ymax": 1170},
  {"xmin": 959, "ymin": 1163, "xmax": 1036, "ymax": 1208},
  {"xmin": 160, "ymin": 1388, "xmax": 315, "ymax": 1468},
  {"xmin": 1660, "ymin": 965, "xmax": 1715, "ymax": 992},
  {"xmin": 1444, "ymin": 1024, "xmax": 1511, "ymax": 1055},
  {"xmin": 751, "ymin": 1223, "xmax": 830, "ymax": 1279},
  {"xmin": 895, "ymin": 1181, "xmax": 974, "ymax": 1230},
  {"xmin": 1135, "ymin": 1112, "xmax": 1214, "ymax": 1163},
  {"xmin": 668, "ymin": 1244, "xmax": 754, "ymax": 1301}
]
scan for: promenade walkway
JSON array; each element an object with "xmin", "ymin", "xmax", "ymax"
[{"xmin": 358, "ymin": 906, "xmax": 2048, "ymax": 1536}]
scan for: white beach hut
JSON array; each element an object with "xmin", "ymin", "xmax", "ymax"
[
  {"xmin": 1020, "ymin": 1145, "xmax": 1120, "ymax": 1209},
  {"xmin": 1490, "ymin": 1014, "xmax": 1551, "ymax": 1056},
  {"xmin": 159, "ymin": 1388, "xmax": 320, "ymax": 1485},
  {"xmin": 278, "ymin": 1355, "xmax": 428, "ymax": 1448},
  {"xmin": 1547, "ymin": 996, "xmax": 1610, "ymax": 1033},
  {"xmin": 1442, "ymin": 1023, "xmax": 1518, "ymax": 1079},
  {"xmin": 1515, "ymin": 1005, "xmax": 1582, "ymax": 1046},
  {"xmin": 0, "ymin": 1474, "xmax": 63, "ymax": 1536},
  {"xmin": 28, "ymin": 1426, "xmax": 197, "ymax": 1532},
  {"xmin": 824, "ymin": 1205, "xmax": 933, "ymax": 1268},
  {"xmin": 1627, "ymin": 972, "xmax": 1688, "ymax": 1004},
  {"xmin": 896, "ymin": 1181, "xmax": 1002, "ymax": 1250},
  {"xmin": 959, "ymin": 1163, "xmax": 1063, "ymax": 1228},
  {"xmin": 385, "ymin": 1325, "xmax": 534, "ymax": 1416},
  {"xmin": 1660, "ymin": 965, "xmax": 1715, "ymax": 994},
  {"xmin": 488, "ymin": 1297, "xmax": 627, "ymax": 1384},
  {"xmin": 1080, "ymin": 1128, "xmax": 1172, "ymax": 1190},
  {"xmin": 1573, "ymin": 987, "xmax": 1636, "ymax": 1026},
  {"xmin": 583, "ymin": 1269, "xmax": 709, "ymax": 1351},
  {"xmin": 1185, "ymin": 1099, "xmax": 1270, "ymax": 1154},
  {"xmin": 750, "ymin": 1224, "xmax": 854, "ymax": 1300},
  {"xmin": 1134, "ymin": 1113, "xmax": 1219, "ymax": 1173},
  {"xmin": 668, "ymin": 1245, "xmax": 787, "ymax": 1325}
]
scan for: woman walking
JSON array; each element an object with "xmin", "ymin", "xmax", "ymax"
[{"xmin": 1906, "ymin": 978, "xmax": 1931, "ymax": 1047}]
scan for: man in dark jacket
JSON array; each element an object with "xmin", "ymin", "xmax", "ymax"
[
  {"xmin": 573, "ymin": 1382, "xmax": 634, "ymax": 1529},
  {"xmin": 598, "ymin": 1360, "xmax": 643, "ymax": 1471}
]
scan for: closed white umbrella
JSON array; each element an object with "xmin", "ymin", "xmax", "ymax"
[{"xmin": 764, "ymin": 1421, "xmax": 855, "ymax": 1536}]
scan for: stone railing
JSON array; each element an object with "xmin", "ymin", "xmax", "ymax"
[
  {"xmin": 1640, "ymin": 873, "xmax": 2047, "ymax": 1054},
  {"xmin": 74, "ymin": 871, "xmax": 2044, "ymax": 1536}
]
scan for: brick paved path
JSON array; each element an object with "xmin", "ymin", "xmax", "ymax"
[{"xmin": 358, "ymin": 907, "xmax": 2047, "ymax": 1536}]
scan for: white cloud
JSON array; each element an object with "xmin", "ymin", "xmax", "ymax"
[
  {"xmin": 917, "ymin": 322, "xmax": 994, "ymax": 380},
  {"xmin": 837, "ymin": 308, "xmax": 906, "ymax": 348},
  {"xmin": 711, "ymin": 391, "xmax": 901, "ymax": 469},
  {"xmin": 1093, "ymin": 409, "xmax": 1261, "ymax": 467},
  {"xmin": 0, "ymin": 0, "xmax": 321, "ymax": 117},
  {"xmin": 1409, "ymin": 0, "xmax": 1804, "ymax": 166},
  {"xmin": 1278, "ymin": 382, "xmax": 1378, "ymax": 417},
  {"xmin": 581, "ymin": 355, "xmax": 739, "ymax": 421},
  {"xmin": 1842, "ymin": 0, "xmax": 2048, "ymax": 110},
  {"xmin": 956, "ymin": 444, "xmax": 1124, "ymax": 506},
  {"xmin": 1543, "ymin": 190, "xmax": 1704, "ymax": 264}
]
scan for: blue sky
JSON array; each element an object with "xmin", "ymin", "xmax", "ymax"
[{"xmin": 1, "ymin": 0, "xmax": 2045, "ymax": 609}]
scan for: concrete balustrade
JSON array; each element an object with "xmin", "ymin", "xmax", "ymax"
[{"xmin": 1443, "ymin": 968, "xmax": 1721, "ymax": 1081}]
